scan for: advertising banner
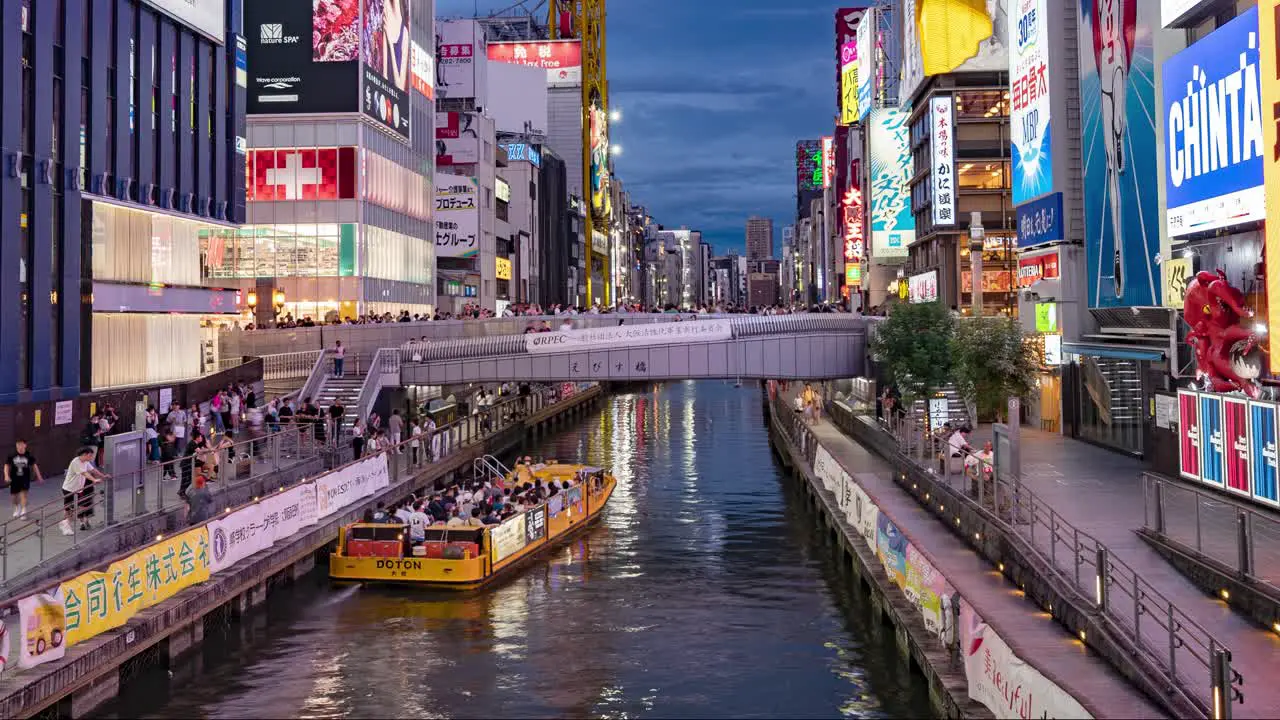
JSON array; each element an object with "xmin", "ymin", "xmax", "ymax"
[
  {"xmin": 835, "ymin": 6, "xmax": 870, "ymax": 117},
  {"xmin": 17, "ymin": 588, "xmax": 65, "ymax": 669},
  {"xmin": 563, "ymin": 485, "xmax": 585, "ymax": 517},
  {"xmin": 490, "ymin": 514, "xmax": 527, "ymax": 564},
  {"xmin": 589, "ymin": 104, "xmax": 611, "ymax": 220},
  {"xmin": 855, "ymin": 11, "xmax": 874, "ymax": 121},
  {"xmin": 145, "ymin": 0, "xmax": 226, "ymax": 43},
  {"xmin": 316, "ymin": 452, "xmax": 391, "ymax": 519},
  {"xmin": 959, "ymin": 600, "xmax": 1093, "ymax": 719},
  {"xmin": 435, "ymin": 112, "xmax": 480, "ymax": 165},
  {"xmin": 1162, "ymin": 257, "xmax": 1192, "ymax": 309},
  {"xmin": 525, "ymin": 320, "xmax": 733, "ymax": 355},
  {"xmin": 270, "ymin": 483, "xmax": 319, "ymax": 541},
  {"xmin": 410, "ymin": 41, "xmax": 434, "ymax": 98},
  {"xmin": 868, "ymin": 108, "xmax": 914, "ymax": 259},
  {"xmin": 246, "ymin": 0, "xmax": 360, "ymax": 115},
  {"xmin": 815, "ymin": 445, "xmax": 842, "ymax": 493},
  {"xmin": 929, "ymin": 96, "xmax": 956, "ymax": 225},
  {"xmin": 1014, "ymin": 191, "xmax": 1063, "ymax": 248},
  {"xmin": 434, "ymin": 174, "xmax": 479, "ymax": 258},
  {"xmin": 908, "ymin": 271, "xmax": 938, "ymax": 303},
  {"xmin": 437, "ymin": 21, "xmax": 479, "ymax": 99},
  {"xmin": 875, "ymin": 513, "xmax": 908, "ymax": 588},
  {"xmin": 1262, "ymin": 1, "xmax": 1280, "ymax": 364},
  {"xmin": 1199, "ymin": 393, "xmax": 1225, "ymax": 487},
  {"xmin": 246, "ymin": 147, "xmax": 358, "ymax": 201},
  {"xmin": 1017, "ymin": 252, "xmax": 1060, "ymax": 287},
  {"xmin": 207, "ymin": 503, "xmax": 270, "ymax": 573},
  {"xmin": 60, "ymin": 528, "xmax": 211, "ymax": 647},
  {"xmin": 844, "ymin": 474, "xmax": 879, "ymax": 551},
  {"xmin": 899, "ymin": 0, "xmax": 925, "ymax": 104},
  {"xmin": 905, "ymin": 545, "xmax": 951, "ymax": 636},
  {"xmin": 1163, "ymin": 0, "xmax": 1206, "ymax": 27},
  {"xmin": 821, "ymin": 137, "xmax": 835, "ymax": 189},
  {"xmin": 961, "ymin": 269, "xmax": 1015, "ymax": 294},
  {"xmin": 1178, "ymin": 389, "xmax": 1201, "ymax": 480},
  {"xmin": 1163, "ymin": 8, "xmax": 1263, "ymax": 238},
  {"xmin": 525, "ymin": 506, "xmax": 547, "ymax": 543},
  {"xmin": 503, "ymin": 143, "xmax": 541, "ymax": 167},
  {"xmin": 1010, "ymin": 0, "xmax": 1052, "ymax": 205},
  {"xmin": 1248, "ymin": 400, "xmax": 1280, "ymax": 505},
  {"xmin": 1079, "ymin": 0, "xmax": 1161, "ymax": 307},
  {"xmin": 360, "ymin": 0, "xmax": 411, "ymax": 139},
  {"xmin": 1224, "ymin": 397, "xmax": 1251, "ymax": 496},
  {"xmin": 487, "ymin": 40, "xmax": 582, "ymax": 87},
  {"xmin": 840, "ymin": 41, "xmax": 859, "ymax": 125}
]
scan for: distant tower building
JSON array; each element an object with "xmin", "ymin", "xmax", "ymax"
[{"xmin": 746, "ymin": 216, "xmax": 775, "ymax": 260}]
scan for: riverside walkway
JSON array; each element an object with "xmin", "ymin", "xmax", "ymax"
[
  {"xmin": 962, "ymin": 427, "xmax": 1280, "ymax": 719},
  {"xmin": 784, "ymin": 390, "xmax": 1163, "ymax": 718}
]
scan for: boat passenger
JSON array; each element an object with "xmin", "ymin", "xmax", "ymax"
[
  {"xmin": 467, "ymin": 507, "xmax": 485, "ymax": 527},
  {"xmin": 361, "ymin": 507, "xmax": 376, "ymax": 523},
  {"xmin": 372, "ymin": 502, "xmax": 390, "ymax": 523},
  {"xmin": 407, "ymin": 503, "xmax": 429, "ymax": 542},
  {"xmin": 428, "ymin": 493, "xmax": 446, "ymax": 521},
  {"xmin": 446, "ymin": 509, "xmax": 466, "ymax": 527},
  {"xmin": 395, "ymin": 502, "xmax": 412, "ymax": 524}
]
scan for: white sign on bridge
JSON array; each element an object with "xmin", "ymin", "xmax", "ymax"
[{"xmin": 525, "ymin": 320, "xmax": 733, "ymax": 354}]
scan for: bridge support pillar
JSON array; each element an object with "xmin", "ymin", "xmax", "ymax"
[{"xmin": 70, "ymin": 670, "xmax": 119, "ymax": 718}]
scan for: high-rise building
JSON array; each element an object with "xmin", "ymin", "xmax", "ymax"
[
  {"xmin": 746, "ymin": 216, "xmax": 775, "ymax": 260},
  {"xmin": 238, "ymin": 1, "xmax": 437, "ymax": 320}
]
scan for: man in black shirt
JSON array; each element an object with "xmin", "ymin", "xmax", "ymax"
[{"xmin": 5, "ymin": 439, "xmax": 42, "ymax": 519}]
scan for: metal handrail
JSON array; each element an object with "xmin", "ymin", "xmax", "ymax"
[
  {"xmin": 291, "ymin": 349, "xmax": 332, "ymax": 403},
  {"xmin": 861, "ymin": 407, "xmax": 1237, "ymax": 718},
  {"xmin": 353, "ymin": 348, "xmax": 399, "ymax": 423},
  {"xmin": 0, "ymin": 428, "xmax": 320, "ymax": 588},
  {"xmin": 262, "ymin": 350, "xmax": 324, "ymax": 381}
]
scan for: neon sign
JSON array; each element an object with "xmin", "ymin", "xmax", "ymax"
[{"xmin": 843, "ymin": 184, "xmax": 864, "ymax": 261}]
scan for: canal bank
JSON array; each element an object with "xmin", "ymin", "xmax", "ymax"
[
  {"xmin": 0, "ymin": 386, "xmax": 606, "ymax": 719},
  {"xmin": 99, "ymin": 381, "xmax": 933, "ymax": 719},
  {"xmin": 764, "ymin": 388, "xmax": 1166, "ymax": 719}
]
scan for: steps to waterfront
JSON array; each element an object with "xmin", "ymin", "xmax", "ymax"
[
  {"xmin": 771, "ymin": 388, "xmax": 1165, "ymax": 719},
  {"xmin": 313, "ymin": 374, "xmax": 365, "ymax": 427}
]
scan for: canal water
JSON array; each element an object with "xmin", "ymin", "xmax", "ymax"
[{"xmin": 101, "ymin": 381, "xmax": 931, "ymax": 719}]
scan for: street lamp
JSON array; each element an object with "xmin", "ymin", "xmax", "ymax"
[
  {"xmin": 610, "ymin": 108, "xmax": 622, "ymax": 123},
  {"xmin": 246, "ymin": 290, "xmax": 258, "ymax": 309},
  {"xmin": 272, "ymin": 289, "xmax": 286, "ymax": 316},
  {"xmin": 610, "ymin": 144, "xmax": 623, "ymax": 156}
]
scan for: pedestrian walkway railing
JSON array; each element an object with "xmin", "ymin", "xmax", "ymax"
[
  {"xmin": 0, "ymin": 428, "xmax": 322, "ymax": 589},
  {"xmin": 354, "ymin": 348, "xmax": 402, "ymax": 422},
  {"xmin": 1142, "ymin": 472, "xmax": 1280, "ymax": 595},
  {"xmin": 263, "ymin": 350, "xmax": 324, "ymax": 381},
  {"xmin": 832, "ymin": 405, "xmax": 1241, "ymax": 719}
]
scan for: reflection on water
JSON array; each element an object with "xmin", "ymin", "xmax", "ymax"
[{"xmin": 101, "ymin": 381, "xmax": 930, "ymax": 719}]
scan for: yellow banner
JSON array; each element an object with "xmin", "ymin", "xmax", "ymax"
[
  {"xmin": 61, "ymin": 528, "xmax": 211, "ymax": 646},
  {"xmin": 495, "ymin": 256, "xmax": 512, "ymax": 281},
  {"xmin": 1162, "ymin": 257, "xmax": 1192, "ymax": 309},
  {"xmin": 917, "ymin": 0, "xmax": 993, "ymax": 75},
  {"xmin": 1261, "ymin": 0, "xmax": 1280, "ymax": 362},
  {"xmin": 841, "ymin": 65, "xmax": 859, "ymax": 125}
]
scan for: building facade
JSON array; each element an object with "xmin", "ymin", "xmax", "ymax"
[{"xmin": 745, "ymin": 216, "xmax": 774, "ymax": 260}]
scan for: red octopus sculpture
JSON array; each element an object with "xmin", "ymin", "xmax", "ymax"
[{"xmin": 1184, "ymin": 269, "xmax": 1262, "ymax": 398}]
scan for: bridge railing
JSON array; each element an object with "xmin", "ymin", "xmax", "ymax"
[{"xmin": 399, "ymin": 314, "xmax": 869, "ymax": 364}]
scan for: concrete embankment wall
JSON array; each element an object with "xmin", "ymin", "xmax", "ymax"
[
  {"xmin": 765, "ymin": 405, "xmax": 985, "ymax": 719},
  {"xmin": 0, "ymin": 387, "xmax": 605, "ymax": 719}
]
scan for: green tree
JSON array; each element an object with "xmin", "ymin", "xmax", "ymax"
[
  {"xmin": 951, "ymin": 316, "xmax": 1038, "ymax": 424},
  {"xmin": 870, "ymin": 302, "xmax": 955, "ymax": 453}
]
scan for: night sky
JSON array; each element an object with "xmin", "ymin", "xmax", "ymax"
[{"xmin": 437, "ymin": 0, "xmax": 844, "ymax": 255}]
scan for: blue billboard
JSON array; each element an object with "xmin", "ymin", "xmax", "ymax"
[
  {"xmin": 868, "ymin": 107, "xmax": 914, "ymax": 259},
  {"xmin": 1162, "ymin": 7, "xmax": 1264, "ymax": 238},
  {"xmin": 1078, "ymin": 0, "xmax": 1160, "ymax": 308},
  {"xmin": 1011, "ymin": 0, "xmax": 1053, "ymax": 205},
  {"xmin": 1249, "ymin": 401, "xmax": 1279, "ymax": 506},
  {"xmin": 1199, "ymin": 394, "xmax": 1224, "ymax": 487},
  {"xmin": 1016, "ymin": 192, "xmax": 1064, "ymax": 248}
]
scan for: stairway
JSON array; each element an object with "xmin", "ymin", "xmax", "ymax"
[{"xmin": 313, "ymin": 374, "xmax": 365, "ymax": 429}]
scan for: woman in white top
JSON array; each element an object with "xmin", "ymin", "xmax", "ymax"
[{"xmin": 409, "ymin": 421, "xmax": 423, "ymax": 465}]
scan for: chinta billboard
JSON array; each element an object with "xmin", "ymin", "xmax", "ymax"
[
  {"xmin": 1162, "ymin": 7, "xmax": 1264, "ymax": 239},
  {"xmin": 1010, "ymin": 0, "xmax": 1052, "ymax": 206},
  {"xmin": 1079, "ymin": 0, "xmax": 1160, "ymax": 308},
  {"xmin": 868, "ymin": 108, "xmax": 913, "ymax": 260}
]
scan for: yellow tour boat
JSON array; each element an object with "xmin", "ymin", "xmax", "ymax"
[{"xmin": 329, "ymin": 457, "xmax": 616, "ymax": 589}]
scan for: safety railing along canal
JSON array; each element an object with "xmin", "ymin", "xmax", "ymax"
[
  {"xmin": 1142, "ymin": 472, "xmax": 1280, "ymax": 599},
  {"xmin": 0, "ymin": 428, "xmax": 322, "ymax": 589},
  {"xmin": 823, "ymin": 401, "xmax": 1241, "ymax": 719}
]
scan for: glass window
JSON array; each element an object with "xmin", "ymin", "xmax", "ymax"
[{"xmin": 957, "ymin": 161, "xmax": 1010, "ymax": 190}]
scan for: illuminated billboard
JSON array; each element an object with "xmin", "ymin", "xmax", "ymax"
[
  {"xmin": 821, "ymin": 136, "xmax": 835, "ymax": 190},
  {"xmin": 1162, "ymin": 7, "xmax": 1264, "ymax": 238},
  {"xmin": 589, "ymin": 103, "xmax": 611, "ymax": 221},
  {"xmin": 840, "ymin": 41, "xmax": 859, "ymax": 125},
  {"xmin": 1263, "ymin": 0, "xmax": 1280, "ymax": 363},
  {"xmin": 1079, "ymin": 0, "xmax": 1160, "ymax": 307},
  {"xmin": 868, "ymin": 108, "xmax": 913, "ymax": 259},
  {"xmin": 855, "ymin": 11, "xmax": 874, "ymax": 121},
  {"xmin": 796, "ymin": 140, "xmax": 822, "ymax": 192},
  {"xmin": 361, "ymin": 0, "xmax": 411, "ymax": 139},
  {"xmin": 835, "ymin": 6, "xmax": 871, "ymax": 118},
  {"xmin": 488, "ymin": 40, "xmax": 582, "ymax": 87},
  {"xmin": 1010, "ymin": 0, "xmax": 1052, "ymax": 205}
]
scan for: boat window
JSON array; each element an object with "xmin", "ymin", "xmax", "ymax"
[
  {"xmin": 351, "ymin": 525, "xmax": 405, "ymax": 541},
  {"xmin": 423, "ymin": 528, "xmax": 484, "ymax": 543}
]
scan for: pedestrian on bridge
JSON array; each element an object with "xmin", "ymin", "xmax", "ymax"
[
  {"xmin": 333, "ymin": 340, "xmax": 346, "ymax": 377},
  {"xmin": 5, "ymin": 439, "xmax": 42, "ymax": 519}
]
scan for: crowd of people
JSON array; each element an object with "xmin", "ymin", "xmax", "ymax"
[
  {"xmin": 228, "ymin": 300, "xmax": 857, "ymax": 331},
  {"xmin": 359, "ymin": 455, "xmax": 597, "ymax": 543}
]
